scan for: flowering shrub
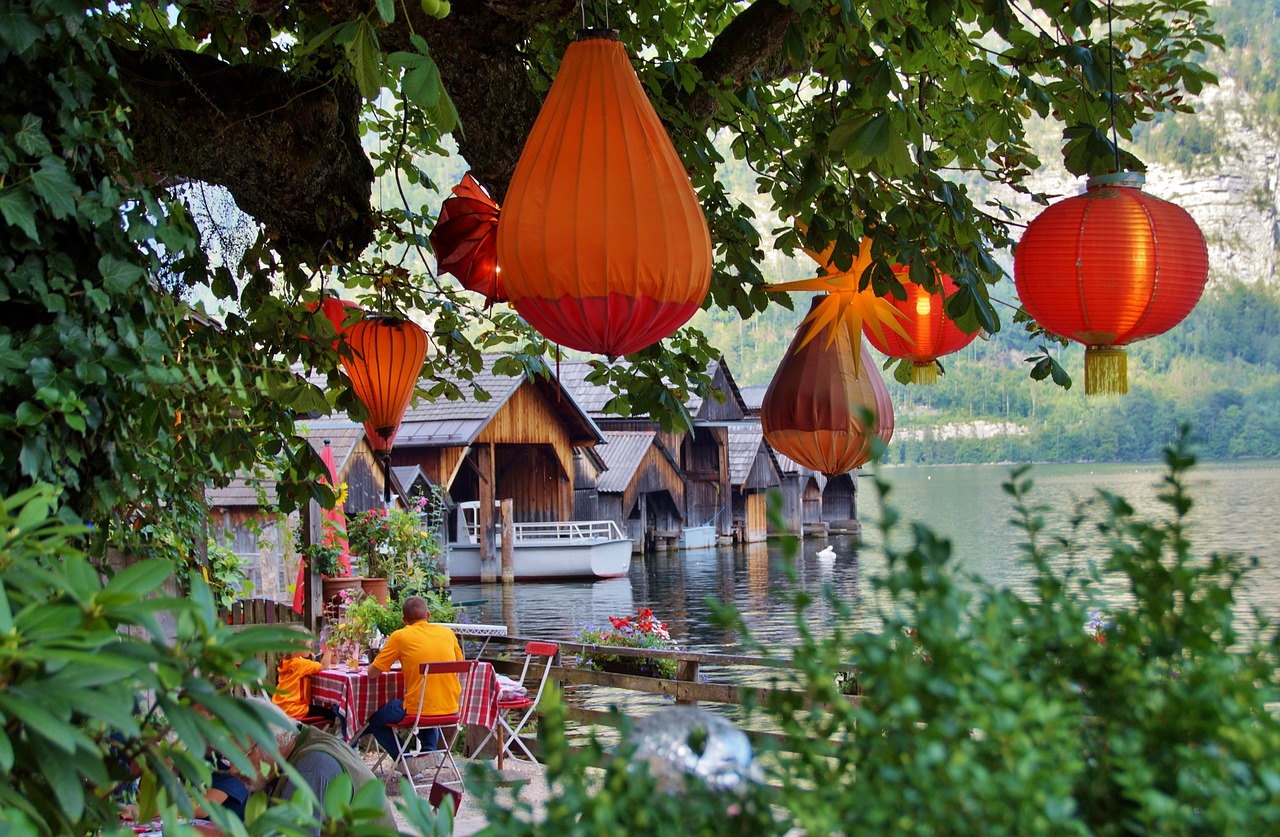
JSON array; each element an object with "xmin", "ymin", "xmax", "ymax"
[
  {"xmin": 575, "ymin": 607, "xmax": 678, "ymax": 679},
  {"xmin": 346, "ymin": 506, "xmax": 443, "ymax": 595},
  {"xmin": 1085, "ymin": 610, "xmax": 1111, "ymax": 645}
]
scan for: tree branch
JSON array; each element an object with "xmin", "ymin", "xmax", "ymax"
[{"xmin": 686, "ymin": 0, "xmax": 802, "ymax": 124}]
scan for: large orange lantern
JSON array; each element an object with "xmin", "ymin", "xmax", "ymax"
[
  {"xmin": 340, "ymin": 316, "xmax": 428, "ymax": 454},
  {"xmin": 762, "ymin": 296, "xmax": 895, "ymax": 476},
  {"xmin": 1014, "ymin": 173, "xmax": 1208, "ymax": 395},
  {"xmin": 863, "ymin": 269, "xmax": 978, "ymax": 384},
  {"xmin": 497, "ymin": 29, "xmax": 712, "ymax": 357},
  {"xmin": 430, "ymin": 173, "xmax": 504, "ymax": 306}
]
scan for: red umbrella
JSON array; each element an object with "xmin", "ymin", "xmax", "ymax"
[
  {"xmin": 293, "ymin": 440, "xmax": 353, "ymax": 613},
  {"xmin": 430, "ymin": 173, "xmax": 504, "ymax": 306}
]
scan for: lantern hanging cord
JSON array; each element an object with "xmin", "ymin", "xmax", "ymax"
[{"xmin": 1107, "ymin": 0, "xmax": 1120, "ymax": 173}]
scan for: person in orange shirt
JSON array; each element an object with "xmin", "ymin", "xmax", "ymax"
[
  {"xmin": 272, "ymin": 647, "xmax": 340, "ymax": 735},
  {"xmin": 360, "ymin": 595, "xmax": 463, "ymax": 760}
]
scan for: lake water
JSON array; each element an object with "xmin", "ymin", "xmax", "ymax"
[{"xmin": 450, "ymin": 459, "xmax": 1280, "ymax": 651}]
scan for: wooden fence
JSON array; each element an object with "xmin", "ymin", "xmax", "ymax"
[
  {"xmin": 221, "ymin": 597, "xmax": 304, "ymax": 628},
  {"xmin": 477, "ymin": 634, "xmax": 859, "ymax": 758}
]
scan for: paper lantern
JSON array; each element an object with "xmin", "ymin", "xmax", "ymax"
[
  {"xmin": 762, "ymin": 296, "xmax": 895, "ymax": 476},
  {"xmin": 863, "ymin": 269, "xmax": 978, "ymax": 384},
  {"xmin": 304, "ymin": 295, "xmax": 361, "ymax": 348},
  {"xmin": 1014, "ymin": 172, "xmax": 1209, "ymax": 395},
  {"xmin": 429, "ymin": 173, "xmax": 504, "ymax": 305},
  {"xmin": 497, "ymin": 29, "xmax": 712, "ymax": 357},
  {"xmin": 340, "ymin": 316, "xmax": 427, "ymax": 453}
]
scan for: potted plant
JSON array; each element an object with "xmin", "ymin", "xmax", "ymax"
[
  {"xmin": 347, "ymin": 504, "xmax": 447, "ymax": 598},
  {"xmin": 574, "ymin": 607, "xmax": 678, "ymax": 679}
]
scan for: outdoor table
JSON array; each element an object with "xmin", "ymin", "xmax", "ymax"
[
  {"xmin": 438, "ymin": 622, "xmax": 507, "ymax": 659},
  {"xmin": 310, "ymin": 661, "xmax": 498, "ymax": 744}
]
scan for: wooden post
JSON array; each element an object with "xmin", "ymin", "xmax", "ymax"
[
  {"xmin": 478, "ymin": 443, "xmax": 495, "ymax": 582},
  {"xmin": 676, "ymin": 658, "xmax": 700, "ymax": 707},
  {"xmin": 302, "ymin": 501, "xmax": 324, "ymax": 634},
  {"xmin": 500, "ymin": 498, "xmax": 514, "ymax": 584}
]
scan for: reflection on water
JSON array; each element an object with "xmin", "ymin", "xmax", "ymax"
[{"xmin": 451, "ymin": 459, "xmax": 1280, "ymax": 652}]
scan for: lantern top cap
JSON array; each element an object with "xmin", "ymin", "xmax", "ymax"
[
  {"xmin": 575, "ymin": 28, "xmax": 620, "ymax": 42},
  {"xmin": 1086, "ymin": 171, "xmax": 1146, "ymax": 191}
]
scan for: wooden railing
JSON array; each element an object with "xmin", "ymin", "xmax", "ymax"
[{"xmin": 476, "ymin": 634, "xmax": 859, "ymax": 757}]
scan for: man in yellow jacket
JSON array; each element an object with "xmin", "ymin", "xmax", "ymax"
[{"xmin": 360, "ymin": 595, "xmax": 463, "ymax": 760}]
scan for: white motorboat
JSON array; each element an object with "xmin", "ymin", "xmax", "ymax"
[{"xmin": 446, "ymin": 501, "xmax": 633, "ymax": 581}]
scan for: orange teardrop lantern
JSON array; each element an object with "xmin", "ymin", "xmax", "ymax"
[
  {"xmin": 430, "ymin": 173, "xmax": 504, "ymax": 306},
  {"xmin": 497, "ymin": 29, "xmax": 713, "ymax": 357},
  {"xmin": 1013, "ymin": 173, "xmax": 1208, "ymax": 395},
  {"xmin": 304, "ymin": 295, "xmax": 362, "ymax": 349},
  {"xmin": 762, "ymin": 296, "xmax": 895, "ymax": 476},
  {"xmin": 863, "ymin": 270, "xmax": 978, "ymax": 384},
  {"xmin": 340, "ymin": 316, "xmax": 428, "ymax": 454}
]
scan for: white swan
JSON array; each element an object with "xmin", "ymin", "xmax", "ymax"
[{"xmin": 816, "ymin": 545, "xmax": 836, "ymax": 560}]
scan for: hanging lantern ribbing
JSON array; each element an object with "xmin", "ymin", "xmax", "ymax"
[
  {"xmin": 1013, "ymin": 173, "xmax": 1209, "ymax": 395},
  {"xmin": 762, "ymin": 295, "xmax": 895, "ymax": 476},
  {"xmin": 340, "ymin": 316, "xmax": 428, "ymax": 453},
  {"xmin": 497, "ymin": 29, "xmax": 713, "ymax": 357},
  {"xmin": 430, "ymin": 173, "xmax": 504, "ymax": 306},
  {"xmin": 863, "ymin": 269, "xmax": 978, "ymax": 384}
]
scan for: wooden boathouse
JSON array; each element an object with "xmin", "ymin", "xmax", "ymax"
[{"xmin": 388, "ymin": 356, "xmax": 606, "ymax": 556}]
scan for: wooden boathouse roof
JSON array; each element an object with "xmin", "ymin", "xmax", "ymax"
[
  {"xmin": 395, "ymin": 358, "xmax": 604, "ymax": 447},
  {"xmin": 727, "ymin": 424, "xmax": 782, "ymax": 489}
]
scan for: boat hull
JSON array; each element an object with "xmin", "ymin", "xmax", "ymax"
[
  {"xmin": 446, "ymin": 538, "xmax": 633, "ymax": 581},
  {"xmin": 677, "ymin": 525, "xmax": 717, "ymax": 550}
]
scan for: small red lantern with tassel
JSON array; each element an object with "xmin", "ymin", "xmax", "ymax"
[
  {"xmin": 863, "ymin": 269, "xmax": 978, "ymax": 385},
  {"xmin": 430, "ymin": 173, "xmax": 504, "ymax": 306},
  {"xmin": 497, "ymin": 29, "xmax": 712, "ymax": 357},
  {"xmin": 762, "ymin": 295, "xmax": 895, "ymax": 476},
  {"xmin": 1014, "ymin": 172, "xmax": 1208, "ymax": 395},
  {"xmin": 340, "ymin": 316, "xmax": 428, "ymax": 498}
]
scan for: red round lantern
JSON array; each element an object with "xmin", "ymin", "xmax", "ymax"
[
  {"xmin": 762, "ymin": 296, "xmax": 895, "ymax": 476},
  {"xmin": 304, "ymin": 295, "xmax": 361, "ymax": 349},
  {"xmin": 1014, "ymin": 173, "xmax": 1208, "ymax": 395},
  {"xmin": 497, "ymin": 29, "xmax": 712, "ymax": 357},
  {"xmin": 863, "ymin": 270, "xmax": 978, "ymax": 385},
  {"xmin": 430, "ymin": 173, "xmax": 504, "ymax": 306},
  {"xmin": 340, "ymin": 316, "xmax": 428, "ymax": 453}
]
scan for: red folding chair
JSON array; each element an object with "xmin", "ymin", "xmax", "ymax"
[
  {"xmin": 388, "ymin": 659, "xmax": 476, "ymax": 796},
  {"xmin": 474, "ymin": 641, "xmax": 558, "ymax": 769}
]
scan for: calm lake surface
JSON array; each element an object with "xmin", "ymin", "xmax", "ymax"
[{"xmin": 451, "ymin": 459, "xmax": 1280, "ymax": 652}]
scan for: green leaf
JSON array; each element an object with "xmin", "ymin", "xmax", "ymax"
[
  {"xmin": 345, "ymin": 18, "xmax": 383, "ymax": 100},
  {"xmin": 402, "ymin": 60, "xmax": 442, "ymax": 110},
  {"xmin": 102, "ymin": 559, "xmax": 172, "ymax": 599},
  {"xmin": 374, "ymin": 0, "xmax": 395, "ymax": 24},
  {"xmin": 1069, "ymin": 0, "xmax": 1093, "ymax": 29},
  {"xmin": 0, "ymin": 9, "xmax": 43, "ymax": 54},
  {"xmin": 0, "ymin": 187, "xmax": 39, "ymax": 241},
  {"xmin": 98, "ymin": 255, "xmax": 145, "ymax": 294},
  {"xmin": 13, "ymin": 114, "xmax": 52, "ymax": 157},
  {"xmin": 31, "ymin": 157, "xmax": 77, "ymax": 219}
]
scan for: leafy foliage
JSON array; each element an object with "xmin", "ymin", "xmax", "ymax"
[{"xmin": 468, "ymin": 431, "xmax": 1280, "ymax": 833}]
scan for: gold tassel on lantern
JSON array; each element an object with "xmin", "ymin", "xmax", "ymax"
[
  {"xmin": 1084, "ymin": 347, "xmax": 1128, "ymax": 396},
  {"xmin": 911, "ymin": 362, "xmax": 939, "ymax": 386}
]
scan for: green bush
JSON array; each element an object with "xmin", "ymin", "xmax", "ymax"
[
  {"xmin": 0, "ymin": 485, "xmax": 428, "ymax": 836},
  {"xmin": 471, "ymin": 430, "xmax": 1280, "ymax": 834}
]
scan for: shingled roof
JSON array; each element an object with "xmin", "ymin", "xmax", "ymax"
[
  {"xmin": 395, "ymin": 355, "xmax": 603, "ymax": 446},
  {"xmin": 553, "ymin": 359, "xmax": 747, "ymax": 422}
]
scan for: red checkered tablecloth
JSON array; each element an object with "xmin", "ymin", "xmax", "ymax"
[{"xmin": 311, "ymin": 662, "xmax": 497, "ymax": 742}]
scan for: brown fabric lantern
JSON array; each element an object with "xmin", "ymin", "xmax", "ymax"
[
  {"xmin": 762, "ymin": 296, "xmax": 895, "ymax": 476},
  {"xmin": 1014, "ymin": 173, "xmax": 1209, "ymax": 395},
  {"xmin": 497, "ymin": 29, "xmax": 712, "ymax": 357},
  {"xmin": 340, "ymin": 316, "xmax": 428, "ymax": 453}
]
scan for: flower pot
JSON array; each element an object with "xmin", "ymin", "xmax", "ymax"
[
  {"xmin": 596, "ymin": 657, "xmax": 664, "ymax": 678},
  {"xmin": 321, "ymin": 576, "xmax": 363, "ymax": 606},
  {"xmin": 359, "ymin": 576, "xmax": 390, "ymax": 604}
]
